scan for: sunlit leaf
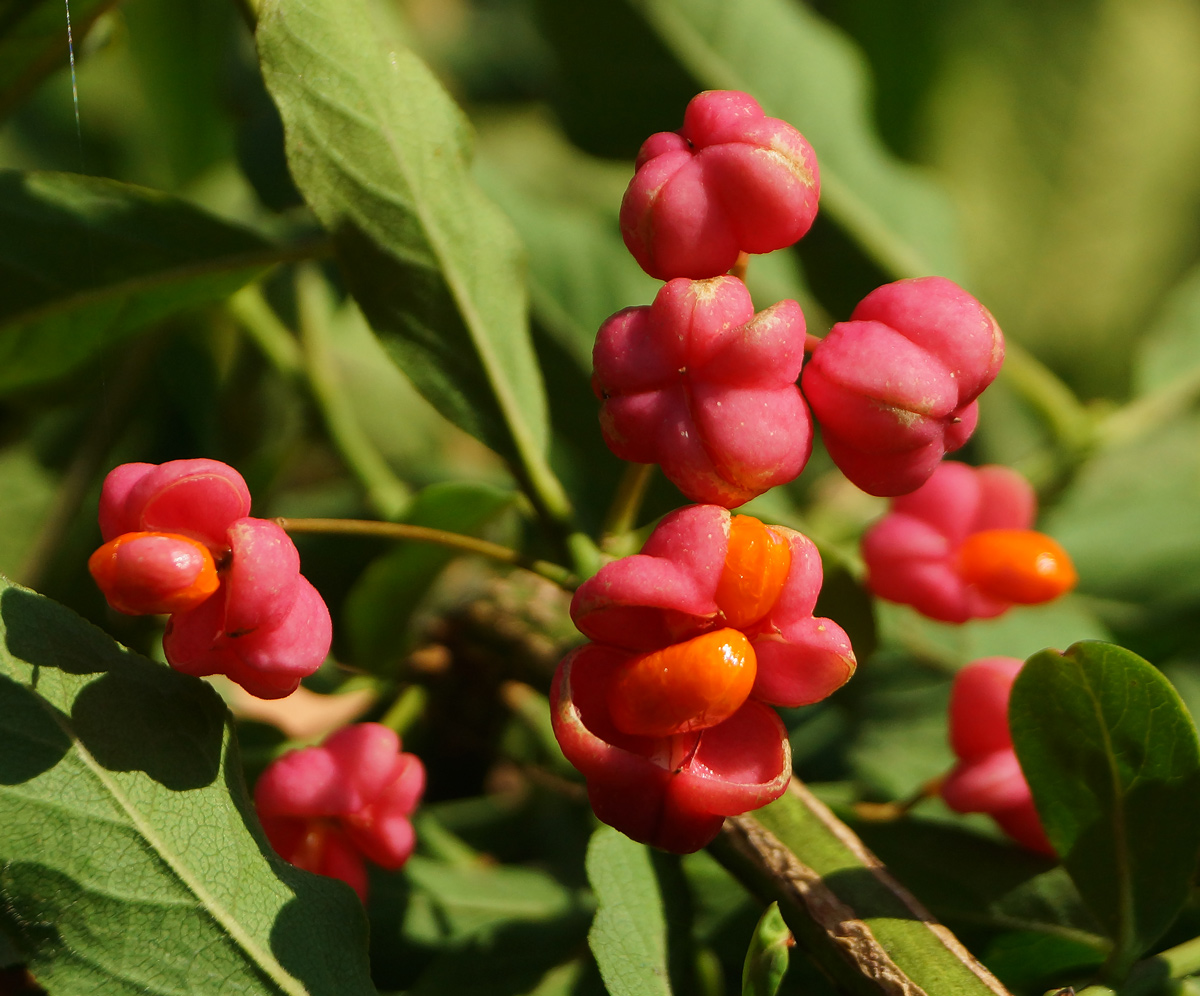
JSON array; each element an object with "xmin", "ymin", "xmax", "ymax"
[
  {"xmin": 586, "ymin": 826, "xmax": 673, "ymax": 996},
  {"xmin": 257, "ymin": 0, "xmax": 560, "ymax": 507},
  {"xmin": 0, "ymin": 579, "xmax": 375, "ymax": 995}
]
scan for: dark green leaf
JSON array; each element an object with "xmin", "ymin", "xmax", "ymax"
[
  {"xmin": 742, "ymin": 902, "xmax": 790, "ymax": 996},
  {"xmin": 586, "ymin": 826, "xmax": 673, "ymax": 996},
  {"xmin": 0, "ymin": 444, "xmax": 55, "ymax": 578},
  {"xmin": 851, "ymin": 814, "xmax": 1106, "ymax": 946},
  {"xmin": 0, "ymin": 171, "xmax": 274, "ymax": 395},
  {"xmin": 0, "ymin": 0, "xmax": 113, "ymax": 119},
  {"xmin": 344, "ymin": 481, "xmax": 515, "ymax": 673},
  {"xmin": 1010, "ymin": 641, "xmax": 1200, "ymax": 976},
  {"xmin": 0, "ymin": 580, "xmax": 375, "ymax": 995},
  {"xmin": 628, "ymin": 0, "xmax": 961, "ymax": 281},
  {"xmin": 257, "ymin": 0, "xmax": 561, "ymax": 508},
  {"xmin": 1134, "ymin": 262, "xmax": 1200, "ymax": 395}
]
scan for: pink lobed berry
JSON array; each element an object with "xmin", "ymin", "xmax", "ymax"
[
  {"xmin": 91, "ymin": 459, "xmax": 332, "ymax": 699},
  {"xmin": 620, "ymin": 90, "xmax": 820, "ymax": 280},
  {"xmin": 941, "ymin": 657, "xmax": 1052, "ymax": 855},
  {"xmin": 861, "ymin": 461, "xmax": 1076, "ymax": 624},
  {"xmin": 551, "ymin": 506, "xmax": 856, "ymax": 852},
  {"xmin": 802, "ymin": 277, "xmax": 1004, "ymax": 496},
  {"xmin": 593, "ymin": 276, "xmax": 811, "ymax": 507},
  {"xmin": 255, "ymin": 723, "xmax": 426, "ymax": 901}
]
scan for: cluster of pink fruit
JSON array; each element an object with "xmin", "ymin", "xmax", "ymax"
[
  {"xmin": 88, "ymin": 90, "xmax": 1077, "ymax": 884},
  {"xmin": 559, "ymin": 90, "xmax": 1075, "ymax": 853},
  {"xmin": 89, "ymin": 459, "xmax": 423, "ymax": 897}
]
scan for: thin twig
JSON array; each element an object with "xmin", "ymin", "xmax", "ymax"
[{"xmin": 275, "ymin": 516, "xmax": 577, "ymax": 590}]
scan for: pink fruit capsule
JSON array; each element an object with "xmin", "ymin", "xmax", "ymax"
[
  {"xmin": 620, "ymin": 90, "xmax": 820, "ymax": 280},
  {"xmin": 594, "ymin": 276, "xmax": 812, "ymax": 507},
  {"xmin": 803, "ymin": 277, "xmax": 1004, "ymax": 497}
]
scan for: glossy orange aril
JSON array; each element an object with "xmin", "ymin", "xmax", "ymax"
[
  {"xmin": 607, "ymin": 628, "xmax": 757, "ymax": 738},
  {"xmin": 715, "ymin": 515, "xmax": 792, "ymax": 629},
  {"xmin": 89, "ymin": 531, "xmax": 220, "ymax": 616},
  {"xmin": 958, "ymin": 528, "xmax": 1077, "ymax": 604}
]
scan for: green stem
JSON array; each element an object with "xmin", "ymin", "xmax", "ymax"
[
  {"xmin": 276, "ymin": 516, "xmax": 577, "ymax": 590},
  {"xmin": 999, "ymin": 341, "xmax": 1093, "ymax": 456},
  {"xmin": 1096, "ymin": 366, "xmax": 1200, "ymax": 450},
  {"xmin": 294, "ymin": 265, "xmax": 411, "ymax": 520},
  {"xmin": 378, "ymin": 684, "xmax": 427, "ymax": 739},
  {"xmin": 600, "ymin": 462, "xmax": 655, "ymax": 551},
  {"xmin": 709, "ymin": 781, "xmax": 1015, "ymax": 996},
  {"xmin": 1117, "ymin": 934, "xmax": 1200, "ymax": 996},
  {"xmin": 228, "ymin": 284, "xmax": 303, "ymax": 379}
]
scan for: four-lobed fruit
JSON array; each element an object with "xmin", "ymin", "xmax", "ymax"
[
  {"xmin": 593, "ymin": 276, "xmax": 811, "ymax": 507},
  {"xmin": 803, "ymin": 277, "xmax": 1004, "ymax": 496},
  {"xmin": 255, "ymin": 723, "xmax": 426, "ymax": 901},
  {"xmin": 91, "ymin": 459, "xmax": 332, "ymax": 699},
  {"xmin": 861, "ymin": 461, "xmax": 1076, "ymax": 623},
  {"xmin": 941, "ymin": 657, "xmax": 1052, "ymax": 855},
  {"xmin": 620, "ymin": 90, "xmax": 820, "ymax": 281},
  {"xmin": 552, "ymin": 506, "xmax": 855, "ymax": 852}
]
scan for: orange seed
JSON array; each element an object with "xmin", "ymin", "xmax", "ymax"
[
  {"xmin": 958, "ymin": 528, "xmax": 1077, "ymax": 605},
  {"xmin": 607, "ymin": 628, "xmax": 757, "ymax": 738},
  {"xmin": 715, "ymin": 515, "xmax": 792, "ymax": 629}
]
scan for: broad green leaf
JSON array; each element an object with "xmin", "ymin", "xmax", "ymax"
[
  {"xmin": 741, "ymin": 902, "xmax": 790, "ymax": 996},
  {"xmin": 0, "ymin": 171, "xmax": 275, "ymax": 395},
  {"xmin": 396, "ymin": 856, "xmax": 592, "ymax": 996},
  {"xmin": 876, "ymin": 599, "xmax": 1112, "ymax": 672},
  {"xmin": 847, "ymin": 650, "xmax": 954, "ymax": 799},
  {"xmin": 257, "ymin": 0, "xmax": 562, "ymax": 511},
  {"xmin": 1010, "ymin": 641, "xmax": 1200, "ymax": 977},
  {"xmin": 343, "ymin": 480, "xmax": 515, "ymax": 673},
  {"xmin": 0, "ymin": 0, "xmax": 113, "ymax": 119},
  {"xmin": 404, "ymin": 855, "xmax": 581, "ymax": 939},
  {"xmin": 0, "ymin": 579, "xmax": 375, "ymax": 995},
  {"xmin": 1045, "ymin": 415, "xmax": 1200, "ymax": 607},
  {"xmin": 628, "ymin": 0, "xmax": 962, "ymax": 281},
  {"xmin": 586, "ymin": 826, "xmax": 673, "ymax": 996},
  {"xmin": 474, "ymin": 112, "xmax": 658, "ymax": 373}
]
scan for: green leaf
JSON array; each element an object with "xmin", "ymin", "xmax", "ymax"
[
  {"xmin": 586, "ymin": 826, "xmax": 673, "ymax": 996},
  {"xmin": 257, "ymin": 0, "xmax": 565, "ymax": 517},
  {"xmin": 0, "ymin": 444, "xmax": 56, "ymax": 579},
  {"xmin": 344, "ymin": 480, "xmax": 515, "ymax": 673},
  {"xmin": 1134, "ymin": 262, "xmax": 1200, "ymax": 395},
  {"xmin": 1045, "ymin": 415, "xmax": 1200, "ymax": 607},
  {"xmin": 0, "ymin": 171, "xmax": 276, "ymax": 395},
  {"xmin": 741, "ymin": 902, "xmax": 790, "ymax": 996},
  {"xmin": 876, "ymin": 599, "xmax": 1112, "ymax": 673},
  {"xmin": 0, "ymin": 0, "xmax": 114, "ymax": 119},
  {"xmin": 474, "ymin": 112, "xmax": 659, "ymax": 374},
  {"xmin": 0, "ymin": 579, "xmax": 375, "ymax": 995},
  {"xmin": 1010, "ymin": 641, "xmax": 1200, "ymax": 977},
  {"xmin": 628, "ymin": 0, "xmax": 962, "ymax": 281},
  {"xmin": 732, "ymin": 785, "xmax": 1024, "ymax": 996}
]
